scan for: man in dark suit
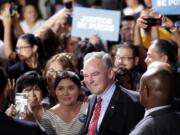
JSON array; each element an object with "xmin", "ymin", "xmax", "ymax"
[
  {"xmin": 129, "ymin": 61, "xmax": 180, "ymax": 135},
  {"xmin": 82, "ymin": 51, "xmax": 144, "ymax": 135},
  {"xmin": 0, "ymin": 67, "xmax": 47, "ymax": 135}
]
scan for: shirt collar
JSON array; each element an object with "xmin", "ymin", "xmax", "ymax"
[
  {"xmin": 98, "ymin": 82, "xmax": 116, "ymax": 102},
  {"xmin": 144, "ymin": 105, "xmax": 171, "ymax": 117}
]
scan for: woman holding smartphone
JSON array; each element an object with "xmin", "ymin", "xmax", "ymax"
[{"xmin": 15, "ymin": 71, "xmax": 49, "ymax": 122}]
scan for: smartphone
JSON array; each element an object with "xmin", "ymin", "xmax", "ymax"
[
  {"xmin": 64, "ymin": 1, "xmax": 73, "ymax": 9},
  {"xmin": 143, "ymin": 17, "xmax": 162, "ymax": 27},
  {"xmin": 10, "ymin": 2, "xmax": 18, "ymax": 16},
  {"xmin": 15, "ymin": 93, "xmax": 28, "ymax": 119},
  {"xmin": 175, "ymin": 21, "xmax": 180, "ymax": 27}
]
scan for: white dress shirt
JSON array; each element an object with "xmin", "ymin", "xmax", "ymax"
[
  {"xmin": 97, "ymin": 82, "xmax": 116, "ymax": 132},
  {"xmin": 20, "ymin": 20, "xmax": 44, "ymax": 34}
]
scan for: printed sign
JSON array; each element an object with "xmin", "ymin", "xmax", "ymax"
[
  {"xmin": 71, "ymin": 7, "xmax": 120, "ymax": 41},
  {"xmin": 152, "ymin": 0, "xmax": 180, "ymax": 15}
]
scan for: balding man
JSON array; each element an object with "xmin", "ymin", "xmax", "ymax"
[{"xmin": 129, "ymin": 61, "xmax": 180, "ymax": 135}]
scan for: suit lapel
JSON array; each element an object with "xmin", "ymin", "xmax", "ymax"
[
  {"xmin": 99, "ymin": 86, "xmax": 127, "ymax": 133},
  {"xmin": 84, "ymin": 96, "xmax": 97, "ymax": 134}
]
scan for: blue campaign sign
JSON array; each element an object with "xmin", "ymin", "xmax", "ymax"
[
  {"xmin": 152, "ymin": 0, "xmax": 180, "ymax": 15},
  {"xmin": 71, "ymin": 7, "xmax": 121, "ymax": 41}
]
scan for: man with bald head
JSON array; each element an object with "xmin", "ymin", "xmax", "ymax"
[{"xmin": 129, "ymin": 61, "xmax": 180, "ymax": 135}]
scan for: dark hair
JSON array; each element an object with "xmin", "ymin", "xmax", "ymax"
[
  {"xmin": 19, "ymin": 34, "xmax": 39, "ymax": 46},
  {"xmin": 16, "ymin": 71, "xmax": 48, "ymax": 98},
  {"xmin": 73, "ymin": 41, "xmax": 98, "ymax": 73},
  {"xmin": 120, "ymin": 16, "xmax": 136, "ymax": 28},
  {"xmin": 122, "ymin": 15, "xmax": 135, "ymax": 21},
  {"xmin": 54, "ymin": 71, "xmax": 81, "ymax": 90},
  {"xmin": 152, "ymin": 39, "xmax": 177, "ymax": 64},
  {"xmin": 115, "ymin": 67, "xmax": 133, "ymax": 89},
  {"xmin": 117, "ymin": 42, "xmax": 138, "ymax": 57},
  {"xmin": 0, "ymin": 67, "xmax": 7, "ymax": 96},
  {"xmin": 18, "ymin": 33, "xmax": 44, "ymax": 58},
  {"xmin": 37, "ymin": 28, "xmax": 58, "ymax": 60}
]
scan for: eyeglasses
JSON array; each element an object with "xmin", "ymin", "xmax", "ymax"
[
  {"xmin": 115, "ymin": 55, "xmax": 134, "ymax": 61},
  {"xmin": 48, "ymin": 68, "xmax": 59, "ymax": 74},
  {"xmin": 15, "ymin": 46, "xmax": 31, "ymax": 52},
  {"xmin": 56, "ymin": 70, "xmax": 78, "ymax": 78}
]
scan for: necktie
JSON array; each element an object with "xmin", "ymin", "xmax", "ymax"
[{"xmin": 88, "ymin": 97, "xmax": 102, "ymax": 135}]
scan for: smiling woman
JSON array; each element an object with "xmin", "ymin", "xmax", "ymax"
[{"xmin": 40, "ymin": 70, "xmax": 88, "ymax": 135}]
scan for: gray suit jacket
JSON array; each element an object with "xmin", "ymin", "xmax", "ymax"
[{"xmin": 129, "ymin": 107, "xmax": 180, "ymax": 135}]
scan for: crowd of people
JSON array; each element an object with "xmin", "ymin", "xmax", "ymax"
[{"xmin": 0, "ymin": 0, "xmax": 180, "ymax": 135}]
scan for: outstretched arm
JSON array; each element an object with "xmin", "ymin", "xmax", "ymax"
[
  {"xmin": 35, "ymin": 8, "xmax": 72, "ymax": 37},
  {"xmin": 2, "ymin": 7, "xmax": 16, "ymax": 60}
]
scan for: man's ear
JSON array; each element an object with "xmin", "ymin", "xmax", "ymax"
[
  {"xmin": 108, "ymin": 67, "xmax": 115, "ymax": 80},
  {"xmin": 32, "ymin": 45, "xmax": 38, "ymax": 53},
  {"xmin": 161, "ymin": 55, "xmax": 168, "ymax": 63}
]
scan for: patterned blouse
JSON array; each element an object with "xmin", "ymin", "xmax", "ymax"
[{"xmin": 40, "ymin": 103, "xmax": 88, "ymax": 135}]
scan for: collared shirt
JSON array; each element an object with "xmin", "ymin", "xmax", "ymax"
[
  {"xmin": 144, "ymin": 105, "xmax": 171, "ymax": 117},
  {"xmin": 97, "ymin": 82, "xmax": 116, "ymax": 132}
]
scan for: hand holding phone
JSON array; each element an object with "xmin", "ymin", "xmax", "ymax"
[
  {"xmin": 15, "ymin": 93, "xmax": 28, "ymax": 119},
  {"xmin": 143, "ymin": 17, "xmax": 162, "ymax": 27},
  {"xmin": 10, "ymin": 2, "xmax": 18, "ymax": 16},
  {"xmin": 63, "ymin": 0, "xmax": 73, "ymax": 25},
  {"xmin": 64, "ymin": 0, "xmax": 73, "ymax": 9}
]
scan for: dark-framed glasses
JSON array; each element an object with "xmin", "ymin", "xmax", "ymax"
[
  {"xmin": 15, "ymin": 46, "xmax": 31, "ymax": 52},
  {"xmin": 115, "ymin": 55, "xmax": 134, "ymax": 61}
]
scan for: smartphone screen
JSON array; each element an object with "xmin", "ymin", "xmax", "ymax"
[
  {"xmin": 15, "ymin": 93, "xmax": 28, "ymax": 119},
  {"xmin": 10, "ymin": 2, "xmax": 18, "ymax": 16}
]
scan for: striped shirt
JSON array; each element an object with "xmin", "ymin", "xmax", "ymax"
[{"xmin": 40, "ymin": 103, "xmax": 88, "ymax": 135}]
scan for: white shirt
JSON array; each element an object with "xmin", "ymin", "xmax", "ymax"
[
  {"xmin": 123, "ymin": 4, "xmax": 144, "ymax": 16},
  {"xmin": 97, "ymin": 82, "xmax": 116, "ymax": 131},
  {"xmin": 20, "ymin": 20, "xmax": 44, "ymax": 34},
  {"xmin": 144, "ymin": 105, "xmax": 171, "ymax": 117}
]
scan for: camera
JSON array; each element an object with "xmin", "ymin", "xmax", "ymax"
[
  {"xmin": 64, "ymin": 1, "xmax": 73, "ymax": 9},
  {"xmin": 10, "ymin": 2, "xmax": 18, "ymax": 16},
  {"xmin": 64, "ymin": 0, "xmax": 73, "ymax": 25},
  {"xmin": 143, "ymin": 17, "xmax": 162, "ymax": 27}
]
